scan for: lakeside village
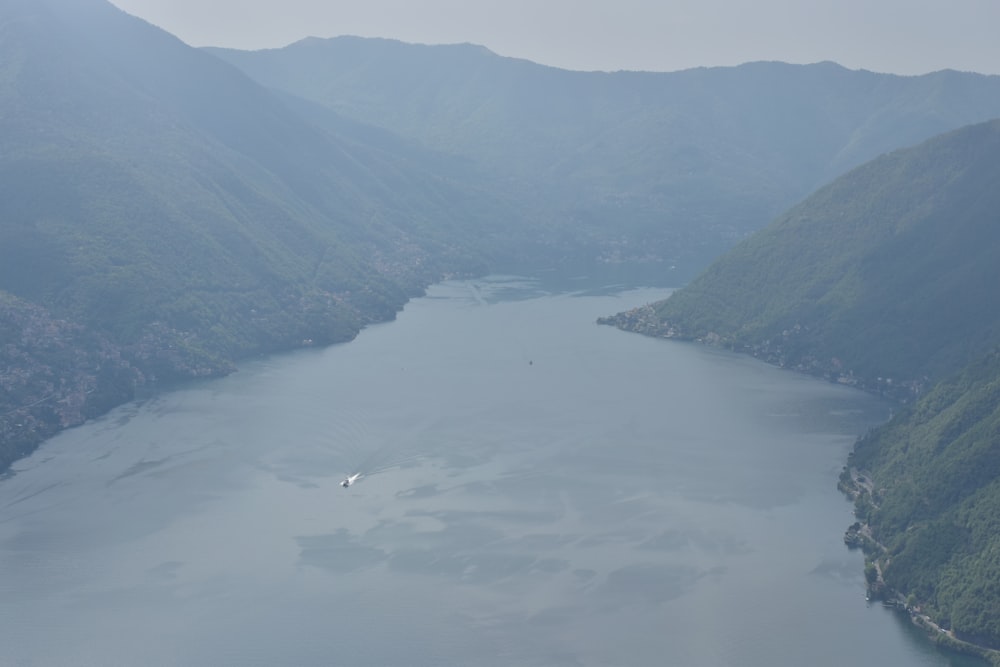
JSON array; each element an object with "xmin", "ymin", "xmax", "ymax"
[
  {"xmin": 0, "ymin": 295, "xmax": 227, "ymax": 468},
  {"xmin": 598, "ymin": 304, "xmax": 926, "ymax": 402}
]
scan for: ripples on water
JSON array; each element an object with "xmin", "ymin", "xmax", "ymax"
[{"xmin": 0, "ymin": 276, "xmax": 982, "ymax": 666}]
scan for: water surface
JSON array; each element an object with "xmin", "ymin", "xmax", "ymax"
[{"xmin": 0, "ymin": 276, "xmax": 980, "ymax": 666}]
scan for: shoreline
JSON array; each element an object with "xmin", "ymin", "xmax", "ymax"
[
  {"xmin": 597, "ymin": 310, "xmax": 998, "ymax": 665},
  {"xmin": 840, "ymin": 467, "xmax": 1000, "ymax": 666}
]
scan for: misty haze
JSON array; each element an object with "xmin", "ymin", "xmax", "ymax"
[{"xmin": 2, "ymin": 1, "xmax": 1000, "ymax": 665}]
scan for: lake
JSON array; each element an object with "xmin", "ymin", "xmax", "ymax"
[{"xmin": 0, "ymin": 275, "xmax": 982, "ymax": 666}]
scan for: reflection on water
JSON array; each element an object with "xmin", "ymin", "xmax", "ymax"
[{"xmin": 0, "ymin": 276, "xmax": 982, "ymax": 666}]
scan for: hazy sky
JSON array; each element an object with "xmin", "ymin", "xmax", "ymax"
[{"xmin": 108, "ymin": 0, "xmax": 1000, "ymax": 75}]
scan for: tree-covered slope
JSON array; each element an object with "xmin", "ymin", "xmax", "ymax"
[
  {"xmin": 211, "ymin": 38, "xmax": 1000, "ymax": 267},
  {"xmin": 0, "ymin": 0, "xmax": 504, "ymax": 470},
  {"xmin": 2, "ymin": 0, "xmax": 485, "ymax": 346},
  {"xmin": 847, "ymin": 350, "xmax": 1000, "ymax": 649},
  {"xmin": 620, "ymin": 119, "xmax": 1000, "ymax": 395}
]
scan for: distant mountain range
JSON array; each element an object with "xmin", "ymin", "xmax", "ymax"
[
  {"xmin": 212, "ymin": 37, "xmax": 1000, "ymax": 268},
  {"xmin": 604, "ymin": 119, "xmax": 1000, "ymax": 654}
]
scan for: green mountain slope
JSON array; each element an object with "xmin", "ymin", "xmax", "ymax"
[
  {"xmin": 210, "ymin": 38, "xmax": 1000, "ymax": 268},
  {"xmin": 0, "ymin": 0, "xmax": 503, "ymax": 469},
  {"xmin": 1, "ymin": 0, "xmax": 481, "ymax": 342},
  {"xmin": 616, "ymin": 119, "xmax": 1000, "ymax": 396},
  {"xmin": 847, "ymin": 350, "xmax": 1000, "ymax": 649}
]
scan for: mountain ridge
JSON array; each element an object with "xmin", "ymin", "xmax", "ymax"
[{"xmin": 210, "ymin": 38, "xmax": 1000, "ymax": 268}]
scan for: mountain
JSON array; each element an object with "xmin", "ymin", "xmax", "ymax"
[
  {"xmin": 602, "ymin": 119, "xmax": 1000, "ymax": 654},
  {"xmin": 0, "ymin": 0, "xmax": 486, "ymax": 343},
  {"xmin": 606, "ymin": 119, "xmax": 1000, "ymax": 397},
  {"xmin": 210, "ymin": 37, "xmax": 1000, "ymax": 270},
  {"xmin": 0, "ymin": 0, "xmax": 505, "ymax": 469}
]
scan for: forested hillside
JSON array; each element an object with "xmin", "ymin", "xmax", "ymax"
[
  {"xmin": 607, "ymin": 119, "xmax": 1000, "ymax": 397},
  {"xmin": 847, "ymin": 350, "xmax": 1000, "ymax": 650},
  {"xmin": 212, "ymin": 38, "xmax": 1000, "ymax": 269}
]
